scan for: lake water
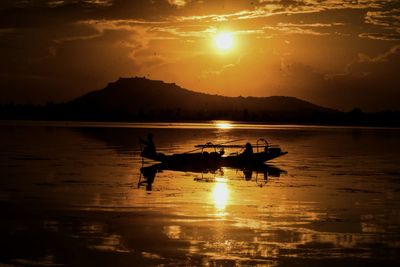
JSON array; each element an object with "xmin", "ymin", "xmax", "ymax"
[{"xmin": 0, "ymin": 121, "xmax": 400, "ymax": 266}]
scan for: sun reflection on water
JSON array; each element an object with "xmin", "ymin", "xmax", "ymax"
[
  {"xmin": 212, "ymin": 178, "xmax": 230, "ymax": 213},
  {"xmin": 214, "ymin": 121, "xmax": 233, "ymax": 129}
]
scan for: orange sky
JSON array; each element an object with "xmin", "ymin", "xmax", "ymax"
[{"xmin": 0, "ymin": 0, "xmax": 399, "ymax": 111}]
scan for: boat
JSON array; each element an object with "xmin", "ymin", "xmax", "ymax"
[{"xmin": 139, "ymin": 138, "xmax": 288, "ymax": 167}]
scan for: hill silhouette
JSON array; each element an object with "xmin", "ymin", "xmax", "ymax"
[
  {"xmin": 2, "ymin": 77, "xmax": 400, "ymax": 125},
  {"xmin": 68, "ymin": 77, "xmax": 335, "ymax": 120}
]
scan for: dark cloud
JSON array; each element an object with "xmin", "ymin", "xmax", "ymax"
[
  {"xmin": 359, "ymin": 32, "xmax": 400, "ymax": 41},
  {"xmin": 325, "ymin": 45, "xmax": 400, "ymax": 111},
  {"xmin": 280, "ymin": 45, "xmax": 400, "ymax": 111},
  {"xmin": 0, "ymin": 24, "xmax": 142, "ymax": 103},
  {"xmin": 0, "ymin": 0, "xmax": 177, "ymax": 28}
]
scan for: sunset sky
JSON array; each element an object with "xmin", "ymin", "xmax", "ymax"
[{"xmin": 0, "ymin": 0, "xmax": 399, "ymax": 111}]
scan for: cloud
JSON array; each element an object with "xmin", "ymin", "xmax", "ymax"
[
  {"xmin": 276, "ymin": 22, "xmax": 345, "ymax": 27},
  {"xmin": 200, "ymin": 57, "xmax": 242, "ymax": 77},
  {"xmin": 75, "ymin": 18, "xmax": 166, "ymax": 34},
  {"xmin": 365, "ymin": 8, "xmax": 400, "ymax": 27},
  {"xmin": 167, "ymin": 0, "xmax": 188, "ymax": 8},
  {"xmin": 258, "ymin": 22, "xmax": 346, "ymax": 37},
  {"xmin": 263, "ymin": 24, "xmax": 331, "ymax": 36},
  {"xmin": 229, "ymin": 0, "xmax": 385, "ymax": 20},
  {"xmin": 48, "ymin": 1, "xmax": 66, "ymax": 8},
  {"xmin": 176, "ymin": 10, "xmax": 258, "ymax": 22},
  {"xmin": 0, "ymin": 18, "xmax": 148, "ymax": 103},
  {"xmin": 359, "ymin": 32, "xmax": 400, "ymax": 41},
  {"xmin": 83, "ymin": 0, "xmax": 114, "ymax": 7},
  {"xmin": 0, "ymin": 1, "xmax": 176, "ymax": 29},
  {"xmin": 361, "ymin": 7, "xmax": 400, "ymax": 40},
  {"xmin": 208, "ymin": 44, "xmax": 400, "ymax": 111},
  {"xmin": 320, "ymin": 45, "xmax": 400, "ymax": 110},
  {"xmin": 170, "ymin": 0, "xmax": 396, "ymax": 41},
  {"xmin": 343, "ymin": 45, "xmax": 400, "ymax": 76}
]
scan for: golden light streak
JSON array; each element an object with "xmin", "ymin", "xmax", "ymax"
[
  {"xmin": 212, "ymin": 178, "xmax": 230, "ymax": 212},
  {"xmin": 214, "ymin": 121, "xmax": 233, "ymax": 129}
]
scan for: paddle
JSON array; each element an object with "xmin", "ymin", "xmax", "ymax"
[{"xmin": 184, "ymin": 138, "xmax": 244, "ymax": 154}]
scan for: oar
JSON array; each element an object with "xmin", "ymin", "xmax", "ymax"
[
  {"xmin": 184, "ymin": 147, "xmax": 208, "ymax": 154},
  {"xmin": 194, "ymin": 138, "xmax": 244, "ymax": 148},
  {"xmin": 185, "ymin": 138, "xmax": 244, "ymax": 153},
  {"xmin": 219, "ymin": 138, "xmax": 244, "ymax": 145}
]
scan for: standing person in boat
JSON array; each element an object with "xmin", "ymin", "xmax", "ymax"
[
  {"xmin": 241, "ymin": 142, "xmax": 253, "ymax": 157},
  {"xmin": 139, "ymin": 133, "xmax": 157, "ymax": 159}
]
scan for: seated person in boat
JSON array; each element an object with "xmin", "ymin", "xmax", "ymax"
[{"xmin": 241, "ymin": 142, "xmax": 253, "ymax": 157}]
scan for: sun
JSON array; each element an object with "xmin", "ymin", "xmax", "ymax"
[{"xmin": 214, "ymin": 32, "xmax": 234, "ymax": 52}]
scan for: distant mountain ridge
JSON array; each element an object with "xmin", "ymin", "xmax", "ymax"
[
  {"xmin": 69, "ymin": 77, "xmax": 335, "ymax": 120},
  {"xmin": 3, "ymin": 76, "xmax": 400, "ymax": 126}
]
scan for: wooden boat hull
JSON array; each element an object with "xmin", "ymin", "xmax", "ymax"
[{"xmin": 148, "ymin": 147, "xmax": 287, "ymax": 167}]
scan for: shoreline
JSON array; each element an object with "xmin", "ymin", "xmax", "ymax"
[{"xmin": 1, "ymin": 119, "xmax": 400, "ymax": 129}]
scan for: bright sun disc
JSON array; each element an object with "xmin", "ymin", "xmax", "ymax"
[{"xmin": 215, "ymin": 32, "xmax": 234, "ymax": 51}]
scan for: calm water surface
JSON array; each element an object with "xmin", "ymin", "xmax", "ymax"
[{"xmin": 0, "ymin": 121, "xmax": 400, "ymax": 266}]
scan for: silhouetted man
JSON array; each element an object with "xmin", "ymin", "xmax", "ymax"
[
  {"xmin": 241, "ymin": 142, "xmax": 253, "ymax": 157},
  {"xmin": 140, "ymin": 133, "xmax": 157, "ymax": 159}
]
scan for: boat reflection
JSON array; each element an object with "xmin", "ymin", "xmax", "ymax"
[{"xmin": 139, "ymin": 163, "xmax": 287, "ymax": 191}]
